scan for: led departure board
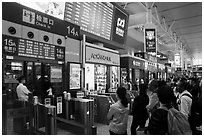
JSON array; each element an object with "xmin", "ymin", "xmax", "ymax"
[
  {"xmin": 18, "ymin": 39, "xmax": 55, "ymax": 60},
  {"xmin": 3, "ymin": 35, "xmax": 65, "ymax": 61},
  {"xmin": 64, "ymin": 2, "xmax": 114, "ymax": 40}
]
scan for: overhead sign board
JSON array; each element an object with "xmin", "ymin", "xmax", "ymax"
[
  {"xmin": 3, "ymin": 2, "xmax": 80, "ymax": 40},
  {"xmin": 85, "ymin": 46, "xmax": 120, "ymax": 66},
  {"xmin": 3, "ymin": 35, "xmax": 65, "ymax": 62},
  {"xmin": 111, "ymin": 6, "xmax": 128, "ymax": 44},
  {"xmin": 145, "ymin": 28, "xmax": 156, "ymax": 54}
]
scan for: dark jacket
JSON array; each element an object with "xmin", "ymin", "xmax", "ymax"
[
  {"xmin": 132, "ymin": 94, "xmax": 149, "ymax": 122},
  {"xmin": 147, "ymin": 108, "xmax": 168, "ymax": 135}
]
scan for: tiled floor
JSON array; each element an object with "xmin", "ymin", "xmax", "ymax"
[
  {"xmin": 7, "ymin": 115, "xmax": 135, "ymax": 135},
  {"xmin": 56, "ymin": 115, "xmax": 133, "ymax": 135}
]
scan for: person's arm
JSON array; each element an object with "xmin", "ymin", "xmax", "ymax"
[
  {"xmin": 107, "ymin": 105, "xmax": 115, "ymax": 120},
  {"xmin": 22, "ymin": 85, "xmax": 31, "ymax": 95}
]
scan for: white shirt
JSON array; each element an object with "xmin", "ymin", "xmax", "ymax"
[
  {"xmin": 16, "ymin": 83, "xmax": 30, "ymax": 101},
  {"xmin": 178, "ymin": 90, "xmax": 192, "ymax": 117}
]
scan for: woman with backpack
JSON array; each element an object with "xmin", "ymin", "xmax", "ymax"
[{"xmin": 107, "ymin": 87, "xmax": 129, "ymax": 135}]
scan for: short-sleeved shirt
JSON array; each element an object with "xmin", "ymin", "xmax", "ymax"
[{"xmin": 16, "ymin": 83, "xmax": 30, "ymax": 101}]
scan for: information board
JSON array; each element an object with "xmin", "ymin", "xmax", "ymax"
[
  {"xmin": 64, "ymin": 2, "xmax": 114, "ymax": 40},
  {"xmin": 3, "ymin": 34, "xmax": 65, "ymax": 61},
  {"xmin": 3, "ymin": 3, "xmax": 80, "ymax": 40}
]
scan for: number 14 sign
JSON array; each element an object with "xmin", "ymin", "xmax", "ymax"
[{"xmin": 64, "ymin": 21, "xmax": 80, "ymax": 40}]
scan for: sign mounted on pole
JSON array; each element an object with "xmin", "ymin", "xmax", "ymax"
[{"xmin": 145, "ymin": 28, "xmax": 156, "ymax": 54}]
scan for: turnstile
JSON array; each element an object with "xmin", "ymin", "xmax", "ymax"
[
  {"xmin": 89, "ymin": 94, "xmax": 115, "ymax": 125},
  {"xmin": 56, "ymin": 97, "xmax": 96, "ymax": 135}
]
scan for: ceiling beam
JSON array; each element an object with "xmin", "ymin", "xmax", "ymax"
[
  {"xmin": 178, "ymin": 31, "xmax": 202, "ymax": 36},
  {"xmin": 156, "ymin": 2, "xmax": 199, "ymax": 13},
  {"xmin": 163, "ymin": 14, "xmax": 202, "ymax": 23},
  {"xmin": 173, "ymin": 24, "xmax": 202, "ymax": 30}
]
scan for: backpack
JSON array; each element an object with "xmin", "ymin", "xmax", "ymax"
[{"xmin": 167, "ymin": 108, "xmax": 192, "ymax": 135}]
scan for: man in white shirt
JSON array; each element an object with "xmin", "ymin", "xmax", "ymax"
[
  {"xmin": 16, "ymin": 76, "xmax": 30, "ymax": 102},
  {"xmin": 177, "ymin": 79, "xmax": 192, "ymax": 117}
]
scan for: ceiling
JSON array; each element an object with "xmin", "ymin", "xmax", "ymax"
[{"xmin": 117, "ymin": 2, "xmax": 202, "ymax": 64}]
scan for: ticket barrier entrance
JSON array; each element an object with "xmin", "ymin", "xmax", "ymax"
[
  {"xmin": 56, "ymin": 96, "xmax": 96, "ymax": 135},
  {"xmin": 88, "ymin": 94, "xmax": 115, "ymax": 125},
  {"xmin": 2, "ymin": 93, "xmax": 57, "ymax": 135},
  {"xmin": 2, "ymin": 94, "xmax": 29, "ymax": 135},
  {"xmin": 30, "ymin": 103, "xmax": 57, "ymax": 135}
]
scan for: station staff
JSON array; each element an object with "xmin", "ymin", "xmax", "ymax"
[{"xmin": 16, "ymin": 76, "xmax": 31, "ymax": 102}]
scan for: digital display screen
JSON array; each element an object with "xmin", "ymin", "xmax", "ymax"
[
  {"xmin": 3, "ymin": 35, "xmax": 65, "ymax": 61},
  {"xmin": 18, "ymin": 39, "xmax": 55, "ymax": 59},
  {"xmin": 64, "ymin": 2, "xmax": 114, "ymax": 40}
]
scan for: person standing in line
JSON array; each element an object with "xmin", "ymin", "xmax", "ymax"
[
  {"xmin": 147, "ymin": 85, "xmax": 175, "ymax": 135},
  {"xmin": 146, "ymin": 79, "xmax": 159, "ymax": 114},
  {"xmin": 107, "ymin": 87, "xmax": 129, "ymax": 135},
  {"xmin": 189, "ymin": 78, "xmax": 200, "ymax": 98},
  {"xmin": 177, "ymin": 79, "xmax": 192, "ymax": 117},
  {"xmin": 16, "ymin": 75, "xmax": 31, "ymax": 102},
  {"xmin": 131, "ymin": 83, "xmax": 149, "ymax": 135}
]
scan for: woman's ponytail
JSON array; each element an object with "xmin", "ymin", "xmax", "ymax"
[{"xmin": 116, "ymin": 87, "xmax": 128, "ymax": 107}]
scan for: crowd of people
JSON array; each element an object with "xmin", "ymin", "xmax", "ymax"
[
  {"xmin": 15, "ymin": 74, "xmax": 202, "ymax": 135},
  {"xmin": 107, "ymin": 77, "xmax": 202, "ymax": 135}
]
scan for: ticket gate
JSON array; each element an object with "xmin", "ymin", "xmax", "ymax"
[
  {"xmin": 56, "ymin": 97, "xmax": 96, "ymax": 135},
  {"xmin": 28, "ymin": 93, "xmax": 57, "ymax": 135},
  {"xmin": 31, "ymin": 103, "xmax": 57, "ymax": 135},
  {"xmin": 2, "ymin": 93, "xmax": 57, "ymax": 135},
  {"xmin": 2, "ymin": 93, "xmax": 30, "ymax": 135},
  {"xmin": 88, "ymin": 95, "xmax": 114, "ymax": 125}
]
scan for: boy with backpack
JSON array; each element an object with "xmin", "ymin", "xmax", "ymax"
[
  {"xmin": 147, "ymin": 85, "xmax": 192, "ymax": 135},
  {"xmin": 176, "ymin": 79, "xmax": 192, "ymax": 117},
  {"xmin": 176, "ymin": 78, "xmax": 202, "ymax": 135}
]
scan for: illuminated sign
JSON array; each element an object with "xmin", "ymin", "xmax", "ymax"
[
  {"xmin": 64, "ymin": 2, "xmax": 114, "ymax": 40},
  {"xmin": 145, "ymin": 28, "xmax": 156, "ymax": 53},
  {"xmin": 133, "ymin": 60, "xmax": 141, "ymax": 67},
  {"xmin": 3, "ymin": 3, "xmax": 80, "ymax": 40},
  {"xmin": 86, "ymin": 46, "xmax": 119, "ymax": 66},
  {"xmin": 3, "ymin": 34, "xmax": 65, "ymax": 61},
  {"xmin": 112, "ymin": 6, "xmax": 128, "ymax": 44},
  {"xmin": 175, "ymin": 54, "xmax": 181, "ymax": 67}
]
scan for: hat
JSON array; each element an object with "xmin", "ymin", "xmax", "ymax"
[{"xmin": 17, "ymin": 75, "xmax": 25, "ymax": 82}]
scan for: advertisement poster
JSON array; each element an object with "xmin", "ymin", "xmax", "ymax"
[
  {"xmin": 70, "ymin": 63, "xmax": 81, "ymax": 89},
  {"xmin": 145, "ymin": 28, "xmax": 156, "ymax": 54},
  {"xmin": 50, "ymin": 66, "xmax": 62, "ymax": 82},
  {"xmin": 175, "ymin": 54, "xmax": 181, "ymax": 67},
  {"xmin": 95, "ymin": 64, "xmax": 107, "ymax": 92}
]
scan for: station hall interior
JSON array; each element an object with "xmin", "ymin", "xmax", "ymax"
[{"xmin": 2, "ymin": 2, "xmax": 202, "ymax": 135}]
